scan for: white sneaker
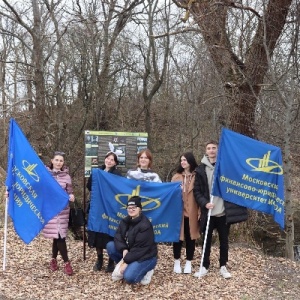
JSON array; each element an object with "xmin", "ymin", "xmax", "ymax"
[
  {"xmin": 173, "ymin": 259, "xmax": 182, "ymax": 274},
  {"xmin": 220, "ymin": 266, "xmax": 232, "ymax": 279},
  {"xmin": 193, "ymin": 266, "xmax": 208, "ymax": 277},
  {"xmin": 140, "ymin": 269, "xmax": 154, "ymax": 285},
  {"xmin": 183, "ymin": 260, "xmax": 192, "ymax": 274}
]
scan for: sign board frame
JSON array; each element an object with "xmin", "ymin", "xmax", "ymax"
[{"xmin": 84, "ymin": 130, "xmax": 148, "ymax": 177}]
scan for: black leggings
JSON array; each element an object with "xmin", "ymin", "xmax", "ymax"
[
  {"xmin": 173, "ymin": 217, "xmax": 196, "ymax": 261},
  {"xmin": 52, "ymin": 236, "xmax": 69, "ymax": 262}
]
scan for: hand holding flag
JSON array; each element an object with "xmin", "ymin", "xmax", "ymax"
[
  {"xmin": 212, "ymin": 128, "xmax": 284, "ymax": 229},
  {"xmin": 5, "ymin": 119, "xmax": 70, "ymax": 244}
]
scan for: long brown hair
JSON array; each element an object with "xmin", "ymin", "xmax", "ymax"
[
  {"xmin": 137, "ymin": 149, "xmax": 153, "ymax": 169},
  {"xmin": 176, "ymin": 152, "xmax": 198, "ymax": 173}
]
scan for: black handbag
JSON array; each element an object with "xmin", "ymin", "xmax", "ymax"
[{"xmin": 69, "ymin": 204, "xmax": 85, "ymax": 227}]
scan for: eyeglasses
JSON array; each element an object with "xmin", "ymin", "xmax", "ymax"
[
  {"xmin": 127, "ymin": 206, "xmax": 138, "ymax": 211},
  {"xmin": 54, "ymin": 151, "xmax": 65, "ymax": 156}
]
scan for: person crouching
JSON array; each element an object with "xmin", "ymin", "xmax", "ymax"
[{"xmin": 106, "ymin": 196, "xmax": 157, "ymax": 285}]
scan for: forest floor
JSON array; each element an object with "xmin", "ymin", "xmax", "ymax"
[{"xmin": 0, "ymin": 223, "xmax": 300, "ymax": 300}]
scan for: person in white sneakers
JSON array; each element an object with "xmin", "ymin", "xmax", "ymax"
[
  {"xmin": 171, "ymin": 152, "xmax": 200, "ymax": 274},
  {"xmin": 106, "ymin": 196, "xmax": 157, "ymax": 285},
  {"xmin": 193, "ymin": 141, "xmax": 248, "ymax": 279}
]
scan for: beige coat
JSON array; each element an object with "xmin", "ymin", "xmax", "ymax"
[{"xmin": 172, "ymin": 172, "xmax": 200, "ymax": 241}]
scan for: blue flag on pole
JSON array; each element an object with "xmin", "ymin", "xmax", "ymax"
[
  {"xmin": 87, "ymin": 169, "xmax": 182, "ymax": 242},
  {"xmin": 212, "ymin": 128, "xmax": 284, "ymax": 229},
  {"xmin": 5, "ymin": 119, "xmax": 69, "ymax": 244}
]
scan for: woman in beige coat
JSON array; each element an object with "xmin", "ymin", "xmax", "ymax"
[{"xmin": 171, "ymin": 152, "xmax": 200, "ymax": 274}]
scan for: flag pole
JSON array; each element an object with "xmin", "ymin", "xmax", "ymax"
[
  {"xmin": 3, "ymin": 190, "xmax": 9, "ymax": 271},
  {"xmin": 83, "ymin": 177, "xmax": 86, "ymax": 261},
  {"xmin": 196, "ymin": 194, "xmax": 213, "ymax": 278}
]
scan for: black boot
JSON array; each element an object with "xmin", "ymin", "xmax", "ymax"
[
  {"xmin": 93, "ymin": 253, "xmax": 103, "ymax": 271},
  {"xmin": 105, "ymin": 258, "xmax": 115, "ymax": 273}
]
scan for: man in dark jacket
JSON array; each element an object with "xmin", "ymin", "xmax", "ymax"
[
  {"xmin": 193, "ymin": 140, "xmax": 248, "ymax": 279},
  {"xmin": 106, "ymin": 196, "xmax": 157, "ymax": 285}
]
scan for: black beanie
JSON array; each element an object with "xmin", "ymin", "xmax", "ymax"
[{"xmin": 127, "ymin": 196, "xmax": 142, "ymax": 209}]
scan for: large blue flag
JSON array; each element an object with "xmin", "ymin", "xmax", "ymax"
[
  {"xmin": 87, "ymin": 169, "xmax": 182, "ymax": 242},
  {"xmin": 212, "ymin": 128, "xmax": 284, "ymax": 229},
  {"xmin": 5, "ymin": 119, "xmax": 70, "ymax": 244}
]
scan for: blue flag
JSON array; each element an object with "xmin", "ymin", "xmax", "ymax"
[
  {"xmin": 5, "ymin": 119, "xmax": 70, "ymax": 244},
  {"xmin": 212, "ymin": 128, "xmax": 284, "ymax": 229},
  {"xmin": 87, "ymin": 169, "xmax": 182, "ymax": 242}
]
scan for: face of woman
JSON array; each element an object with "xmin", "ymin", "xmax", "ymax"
[
  {"xmin": 180, "ymin": 156, "xmax": 190, "ymax": 171},
  {"xmin": 127, "ymin": 205, "xmax": 141, "ymax": 219},
  {"xmin": 51, "ymin": 155, "xmax": 64, "ymax": 171},
  {"xmin": 105, "ymin": 154, "xmax": 116, "ymax": 169},
  {"xmin": 139, "ymin": 152, "xmax": 150, "ymax": 169}
]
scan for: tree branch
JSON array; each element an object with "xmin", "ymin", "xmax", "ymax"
[
  {"xmin": 151, "ymin": 26, "xmax": 200, "ymax": 39},
  {"xmin": 217, "ymin": 1, "xmax": 261, "ymax": 18},
  {"xmin": 2, "ymin": 0, "xmax": 33, "ymax": 35}
]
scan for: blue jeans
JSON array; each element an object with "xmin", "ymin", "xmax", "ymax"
[{"xmin": 106, "ymin": 241, "xmax": 157, "ymax": 284}]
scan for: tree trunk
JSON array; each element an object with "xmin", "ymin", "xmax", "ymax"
[
  {"xmin": 176, "ymin": 0, "xmax": 292, "ymax": 136},
  {"xmin": 140, "ymin": 0, "xmax": 170, "ymax": 150},
  {"xmin": 32, "ymin": 0, "xmax": 46, "ymax": 124},
  {"xmin": 283, "ymin": 78, "xmax": 296, "ymax": 260}
]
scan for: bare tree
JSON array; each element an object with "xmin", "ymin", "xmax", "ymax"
[
  {"xmin": 0, "ymin": 0, "xmax": 46, "ymax": 121},
  {"xmin": 69, "ymin": 0, "xmax": 144, "ymax": 130},
  {"xmin": 254, "ymin": 6, "xmax": 300, "ymax": 258},
  {"xmin": 173, "ymin": 0, "xmax": 293, "ymax": 137},
  {"xmin": 126, "ymin": 0, "xmax": 170, "ymax": 149},
  {"xmin": 0, "ymin": 1, "xmax": 71, "ymax": 138}
]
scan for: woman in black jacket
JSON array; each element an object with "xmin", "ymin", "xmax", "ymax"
[
  {"xmin": 106, "ymin": 196, "xmax": 158, "ymax": 285},
  {"xmin": 86, "ymin": 152, "xmax": 122, "ymax": 272}
]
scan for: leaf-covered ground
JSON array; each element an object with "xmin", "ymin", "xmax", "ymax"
[{"xmin": 1, "ymin": 224, "xmax": 300, "ymax": 300}]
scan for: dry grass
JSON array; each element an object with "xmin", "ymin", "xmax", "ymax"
[{"xmin": 1, "ymin": 222, "xmax": 300, "ymax": 300}]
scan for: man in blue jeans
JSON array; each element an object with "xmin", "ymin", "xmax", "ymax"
[{"xmin": 106, "ymin": 196, "xmax": 157, "ymax": 284}]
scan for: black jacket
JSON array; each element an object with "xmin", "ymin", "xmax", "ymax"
[
  {"xmin": 194, "ymin": 163, "xmax": 248, "ymax": 231},
  {"xmin": 114, "ymin": 213, "xmax": 158, "ymax": 264},
  {"xmin": 86, "ymin": 165, "xmax": 122, "ymax": 191}
]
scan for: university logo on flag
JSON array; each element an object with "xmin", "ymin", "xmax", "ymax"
[
  {"xmin": 212, "ymin": 128, "xmax": 284, "ymax": 229},
  {"xmin": 87, "ymin": 169, "xmax": 182, "ymax": 242},
  {"xmin": 5, "ymin": 119, "xmax": 69, "ymax": 244}
]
